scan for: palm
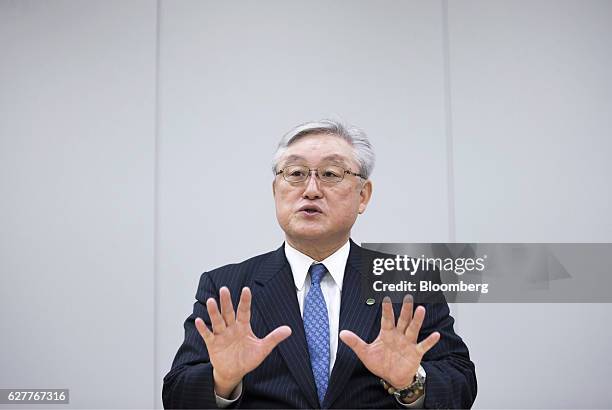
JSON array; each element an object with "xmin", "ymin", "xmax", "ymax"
[
  {"xmin": 339, "ymin": 296, "xmax": 440, "ymax": 389},
  {"xmin": 206, "ymin": 319, "xmax": 276, "ymax": 380},
  {"xmin": 356, "ymin": 326, "xmax": 424, "ymax": 388}
]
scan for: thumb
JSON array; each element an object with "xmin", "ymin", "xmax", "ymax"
[
  {"xmin": 262, "ymin": 325, "xmax": 292, "ymax": 351},
  {"xmin": 339, "ymin": 330, "xmax": 368, "ymax": 357}
]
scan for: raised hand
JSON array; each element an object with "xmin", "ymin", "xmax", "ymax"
[
  {"xmin": 195, "ymin": 286, "xmax": 292, "ymax": 398},
  {"xmin": 339, "ymin": 295, "xmax": 440, "ymax": 390}
]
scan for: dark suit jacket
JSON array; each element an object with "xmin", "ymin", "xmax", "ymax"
[{"xmin": 163, "ymin": 240, "xmax": 477, "ymax": 409}]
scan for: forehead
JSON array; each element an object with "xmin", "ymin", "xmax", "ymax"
[{"xmin": 280, "ymin": 133, "xmax": 356, "ymax": 166}]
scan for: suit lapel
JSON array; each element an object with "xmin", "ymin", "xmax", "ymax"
[
  {"xmin": 252, "ymin": 244, "xmax": 320, "ymax": 409},
  {"xmin": 323, "ymin": 240, "xmax": 381, "ymax": 409}
]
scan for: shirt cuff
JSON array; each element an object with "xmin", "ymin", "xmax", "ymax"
[{"xmin": 214, "ymin": 381, "xmax": 243, "ymax": 408}]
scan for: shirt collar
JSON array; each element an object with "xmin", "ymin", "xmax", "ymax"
[{"xmin": 284, "ymin": 239, "xmax": 350, "ymax": 291}]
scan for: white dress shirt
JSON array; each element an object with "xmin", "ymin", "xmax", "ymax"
[{"xmin": 216, "ymin": 240, "xmax": 424, "ymax": 408}]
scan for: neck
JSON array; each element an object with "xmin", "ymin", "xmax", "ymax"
[{"xmin": 285, "ymin": 234, "xmax": 349, "ymax": 261}]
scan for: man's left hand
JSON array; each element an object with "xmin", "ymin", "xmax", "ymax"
[{"xmin": 339, "ymin": 295, "xmax": 440, "ymax": 389}]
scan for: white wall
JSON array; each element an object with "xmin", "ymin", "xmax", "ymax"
[
  {"xmin": 448, "ymin": 1, "xmax": 612, "ymax": 407},
  {"xmin": 0, "ymin": 0, "xmax": 156, "ymax": 408},
  {"xmin": 1, "ymin": 0, "xmax": 610, "ymax": 408}
]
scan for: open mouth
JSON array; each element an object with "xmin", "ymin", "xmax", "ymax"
[{"xmin": 298, "ymin": 206, "xmax": 323, "ymax": 215}]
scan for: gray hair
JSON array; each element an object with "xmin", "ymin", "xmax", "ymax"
[{"xmin": 271, "ymin": 119, "xmax": 375, "ymax": 179}]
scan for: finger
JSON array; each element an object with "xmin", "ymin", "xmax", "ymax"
[
  {"xmin": 339, "ymin": 329, "xmax": 369, "ymax": 358},
  {"xmin": 405, "ymin": 305, "xmax": 426, "ymax": 340},
  {"xmin": 395, "ymin": 294, "xmax": 414, "ymax": 333},
  {"xmin": 219, "ymin": 287, "xmax": 236, "ymax": 326},
  {"xmin": 261, "ymin": 326, "xmax": 292, "ymax": 354},
  {"xmin": 236, "ymin": 287, "xmax": 252, "ymax": 324},
  {"xmin": 194, "ymin": 317, "xmax": 214, "ymax": 343},
  {"xmin": 206, "ymin": 297, "xmax": 226, "ymax": 333},
  {"xmin": 380, "ymin": 296, "xmax": 395, "ymax": 331},
  {"xmin": 416, "ymin": 331, "xmax": 441, "ymax": 356}
]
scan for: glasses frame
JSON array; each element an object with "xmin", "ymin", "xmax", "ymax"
[{"xmin": 275, "ymin": 164, "xmax": 366, "ymax": 184}]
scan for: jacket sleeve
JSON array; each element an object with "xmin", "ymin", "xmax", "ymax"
[
  {"xmin": 418, "ymin": 298, "xmax": 477, "ymax": 408},
  {"xmin": 162, "ymin": 272, "xmax": 243, "ymax": 409},
  {"xmin": 384, "ymin": 298, "xmax": 476, "ymax": 409}
]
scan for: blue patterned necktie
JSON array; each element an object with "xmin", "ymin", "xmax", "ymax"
[{"xmin": 303, "ymin": 263, "xmax": 330, "ymax": 406}]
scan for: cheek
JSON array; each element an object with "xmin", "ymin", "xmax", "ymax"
[
  {"xmin": 329, "ymin": 191, "xmax": 361, "ymax": 220},
  {"xmin": 274, "ymin": 190, "xmax": 295, "ymax": 220}
]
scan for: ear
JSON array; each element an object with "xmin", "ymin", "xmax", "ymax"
[
  {"xmin": 272, "ymin": 178, "xmax": 276, "ymax": 197},
  {"xmin": 358, "ymin": 179, "xmax": 373, "ymax": 214}
]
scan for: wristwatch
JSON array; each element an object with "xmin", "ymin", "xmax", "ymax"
[{"xmin": 380, "ymin": 365, "xmax": 426, "ymax": 404}]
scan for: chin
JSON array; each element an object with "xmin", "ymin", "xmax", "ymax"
[
  {"xmin": 294, "ymin": 230, "xmax": 328, "ymax": 240},
  {"xmin": 287, "ymin": 225, "xmax": 330, "ymax": 241}
]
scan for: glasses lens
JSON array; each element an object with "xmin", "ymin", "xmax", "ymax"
[
  {"xmin": 319, "ymin": 165, "xmax": 344, "ymax": 183},
  {"xmin": 283, "ymin": 165, "xmax": 309, "ymax": 182}
]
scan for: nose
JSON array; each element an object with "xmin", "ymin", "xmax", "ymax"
[{"xmin": 302, "ymin": 170, "xmax": 323, "ymax": 200}]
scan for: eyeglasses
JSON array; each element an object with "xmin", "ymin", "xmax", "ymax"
[{"xmin": 275, "ymin": 164, "xmax": 365, "ymax": 184}]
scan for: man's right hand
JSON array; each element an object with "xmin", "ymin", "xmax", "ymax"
[{"xmin": 195, "ymin": 286, "xmax": 292, "ymax": 399}]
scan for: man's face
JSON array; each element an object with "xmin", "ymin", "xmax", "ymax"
[{"xmin": 272, "ymin": 133, "xmax": 372, "ymax": 244}]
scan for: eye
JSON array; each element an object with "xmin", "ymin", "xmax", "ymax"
[
  {"xmin": 289, "ymin": 169, "xmax": 307, "ymax": 177},
  {"xmin": 322, "ymin": 168, "xmax": 342, "ymax": 178},
  {"xmin": 284, "ymin": 166, "xmax": 308, "ymax": 179}
]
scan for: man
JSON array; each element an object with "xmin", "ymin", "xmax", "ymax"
[{"xmin": 162, "ymin": 119, "xmax": 477, "ymax": 409}]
